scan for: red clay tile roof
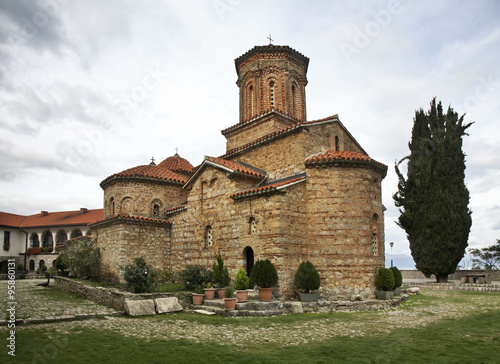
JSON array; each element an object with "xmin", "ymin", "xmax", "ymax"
[
  {"xmin": 184, "ymin": 157, "xmax": 266, "ymax": 188},
  {"xmin": 221, "ymin": 115, "xmax": 350, "ymax": 159},
  {"xmin": 164, "ymin": 204, "xmax": 188, "ymax": 216},
  {"xmin": 1, "ymin": 209, "xmax": 104, "ymax": 229},
  {"xmin": 231, "ymin": 173, "xmax": 306, "ymax": 200},
  {"xmin": 91, "ymin": 213, "xmax": 170, "ymax": 227},
  {"xmin": 0, "ymin": 211, "xmax": 27, "ymax": 228},
  {"xmin": 205, "ymin": 157, "xmax": 266, "ymax": 178},
  {"xmin": 235, "ymin": 45, "xmax": 309, "ymax": 73},
  {"xmin": 157, "ymin": 153, "xmax": 194, "ymax": 173},
  {"xmin": 100, "ymin": 163, "xmax": 187, "ymax": 189},
  {"xmin": 305, "ymin": 151, "xmax": 387, "ymax": 175}
]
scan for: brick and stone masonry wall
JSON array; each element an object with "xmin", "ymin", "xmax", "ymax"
[
  {"xmin": 95, "ymin": 219, "xmax": 171, "ymax": 281},
  {"xmin": 103, "ymin": 180, "xmax": 188, "ymax": 219}
]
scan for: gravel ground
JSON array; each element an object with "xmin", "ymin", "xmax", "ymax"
[{"xmin": 3, "ymin": 280, "xmax": 500, "ymax": 347}]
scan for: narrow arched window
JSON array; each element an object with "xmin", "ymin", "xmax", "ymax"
[
  {"xmin": 153, "ymin": 204, "xmax": 160, "ymax": 217},
  {"xmin": 269, "ymin": 80, "xmax": 275, "ymax": 108},
  {"xmin": 110, "ymin": 197, "xmax": 115, "ymax": 216},
  {"xmin": 29, "ymin": 259, "xmax": 35, "ymax": 271},
  {"xmin": 205, "ymin": 226, "xmax": 213, "ymax": 248},
  {"xmin": 249, "ymin": 217, "xmax": 257, "ymax": 235},
  {"xmin": 335, "ymin": 136, "xmax": 340, "ymax": 151},
  {"xmin": 371, "ymin": 214, "xmax": 379, "ymax": 256}
]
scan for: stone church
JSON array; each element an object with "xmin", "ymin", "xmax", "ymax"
[{"xmin": 92, "ymin": 44, "xmax": 388, "ymax": 299}]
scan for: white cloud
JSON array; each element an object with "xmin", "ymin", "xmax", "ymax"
[{"xmin": 0, "ymin": 0, "xmax": 499, "ymax": 267}]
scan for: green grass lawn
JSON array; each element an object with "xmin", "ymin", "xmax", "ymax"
[{"xmin": 8, "ymin": 290, "xmax": 500, "ymax": 364}]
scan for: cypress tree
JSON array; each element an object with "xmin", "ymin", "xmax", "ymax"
[{"xmin": 394, "ymin": 98, "xmax": 473, "ymax": 282}]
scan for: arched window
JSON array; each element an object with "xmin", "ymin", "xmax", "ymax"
[
  {"xmin": 71, "ymin": 229, "xmax": 82, "ymax": 239},
  {"xmin": 371, "ymin": 214, "xmax": 379, "ymax": 256},
  {"xmin": 39, "ymin": 260, "xmax": 45, "ymax": 269},
  {"xmin": 56, "ymin": 230, "xmax": 67, "ymax": 245},
  {"xmin": 269, "ymin": 80, "xmax": 275, "ymax": 108},
  {"xmin": 249, "ymin": 217, "xmax": 257, "ymax": 235},
  {"xmin": 109, "ymin": 197, "xmax": 115, "ymax": 216},
  {"xmin": 151, "ymin": 200, "xmax": 162, "ymax": 218},
  {"xmin": 42, "ymin": 231, "xmax": 53, "ymax": 248},
  {"xmin": 29, "ymin": 259, "xmax": 35, "ymax": 271},
  {"xmin": 247, "ymin": 84, "xmax": 256, "ymax": 119},
  {"xmin": 205, "ymin": 226, "xmax": 213, "ymax": 248},
  {"xmin": 335, "ymin": 136, "xmax": 340, "ymax": 151},
  {"xmin": 30, "ymin": 233, "xmax": 40, "ymax": 248}
]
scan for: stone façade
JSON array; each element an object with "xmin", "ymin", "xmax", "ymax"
[{"xmin": 92, "ymin": 44, "xmax": 388, "ymax": 300}]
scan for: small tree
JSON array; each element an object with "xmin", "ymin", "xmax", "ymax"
[
  {"xmin": 375, "ymin": 268, "xmax": 395, "ymax": 291},
  {"xmin": 65, "ymin": 237, "xmax": 101, "ymax": 280},
  {"xmin": 234, "ymin": 268, "xmax": 249, "ymax": 290},
  {"xmin": 249, "ymin": 259, "xmax": 278, "ymax": 288},
  {"xmin": 469, "ymin": 240, "xmax": 500, "ymax": 270},
  {"xmin": 212, "ymin": 254, "xmax": 230, "ymax": 287},
  {"xmin": 123, "ymin": 257, "xmax": 158, "ymax": 293},
  {"xmin": 294, "ymin": 261, "xmax": 321, "ymax": 293},
  {"xmin": 390, "ymin": 266, "xmax": 403, "ymax": 289}
]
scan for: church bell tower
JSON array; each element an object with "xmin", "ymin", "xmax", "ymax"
[{"xmin": 235, "ymin": 45, "xmax": 309, "ymax": 123}]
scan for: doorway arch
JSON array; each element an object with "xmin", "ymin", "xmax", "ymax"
[{"xmin": 243, "ymin": 246, "xmax": 254, "ymax": 277}]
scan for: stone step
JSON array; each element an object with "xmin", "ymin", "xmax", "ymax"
[{"xmin": 202, "ymin": 299, "xmax": 283, "ymax": 311}]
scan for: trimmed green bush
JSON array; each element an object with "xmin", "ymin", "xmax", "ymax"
[
  {"xmin": 294, "ymin": 260, "xmax": 321, "ymax": 293},
  {"xmin": 390, "ymin": 266, "xmax": 403, "ymax": 289},
  {"xmin": 17, "ymin": 263, "xmax": 24, "ymax": 271},
  {"xmin": 212, "ymin": 254, "xmax": 230, "ymax": 287},
  {"xmin": 179, "ymin": 265, "xmax": 212, "ymax": 291},
  {"xmin": 194, "ymin": 285, "xmax": 204, "ymax": 294},
  {"xmin": 249, "ymin": 259, "xmax": 278, "ymax": 288},
  {"xmin": 123, "ymin": 257, "xmax": 158, "ymax": 293},
  {"xmin": 234, "ymin": 268, "xmax": 249, "ymax": 290},
  {"xmin": 375, "ymin": 267, "xmax": 395, "ymax": 291},
  {"xmin": 224, "ymin": 287, "xmax": 234, "ymax": 298}
]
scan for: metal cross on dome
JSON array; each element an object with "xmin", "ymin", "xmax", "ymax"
[{"xmin": 267, "ymin": 34, "xmax": 274, "ymax": 45}]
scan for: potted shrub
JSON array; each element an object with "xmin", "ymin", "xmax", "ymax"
[
  {"xmin": 192, "ymin": 285, "xmax": 204, "ymax": 305},
  {"xmin": 234, "ymin": 268, "xmax": 250, "ymax": 302},
  {"xmin": 204, "ymin": 282, "xmax": 216, "ymax": 300},
  {"xmin": 223, "ymin": 287, "xmax": 236, "ymax": 311},
  {"xmin": 390, "ymin": 266, "xmax": 403, "ymax": 295},
  {"xmin": 374, "ymin": 267, "xmax": 395, "ymax": 300},
  {"xmin": 294, "ymin": 260, "xmax": 321, "ymax": 302},
  {"xmin": 249, "ymin": 259, "xmax": 278, "ymax": 302},
  {"xmin": 212, "ymin": 254, "xmax": 230, "ymax": 298}
]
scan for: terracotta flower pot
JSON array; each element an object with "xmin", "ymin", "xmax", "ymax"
[
  {"xmin": 236, "ymin": 290, "xmax": 248, "ymax": 303},
  {"xmin": 204, "ymin": 288, "xmax": 215, "ymax": 299},
  {"xmin": 224, "ymin": 297, "xmax": 237, "ymax": 311},
  {"xmin": 258, "ymin": 287, "xmax": 273, "ymax": 302},
  {"xmin": 192, "ymin": 293, "xmax": 204, "ymax": 305},
  {"xmin": 216, "ymin": 287, "xmax": 227, "ymax": 299}
]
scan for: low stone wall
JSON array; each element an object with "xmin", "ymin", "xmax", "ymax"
[
  {"xmin": 285, "ymin": 295, "xmax": 408, "ymax": 314},
  {"xmin": 53, "ymin": 277, "xmax": 176, "ymax": 311},
  {"xmin": 401, "ymin": 269, "xmax": 500, "ymax": 283}
]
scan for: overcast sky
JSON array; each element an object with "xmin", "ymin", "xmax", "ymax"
[{"xmin": 1, "ymin": 0, "xmax": 499, "ymax": 268}]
